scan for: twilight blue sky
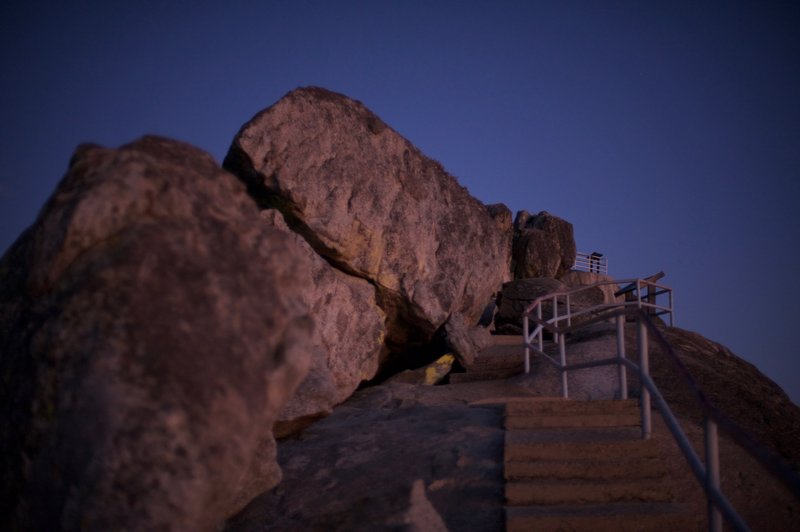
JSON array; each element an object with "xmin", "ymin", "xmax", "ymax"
[{"xmin": 2, "ymin": 2, "xmax": 799, "ymax": 402}]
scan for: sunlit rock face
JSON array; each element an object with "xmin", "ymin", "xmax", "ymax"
[
  {"xmin": 0, "ymin": 137, "xmax": 313, "ymax": 531},
  {"xmin": 261, "ymin": 210, "xmax": 387, "ymax": 437},
  {"xmin": 224, "ymin": 87, "xmax": 512, "ymax": 352},
  {"xmin": 512, "ymin": 210, "xmax": 576, "ymax": 279}
]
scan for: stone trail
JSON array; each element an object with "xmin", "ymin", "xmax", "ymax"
[{"xmin": 500, "ymin": 398, "xmax": 699, "ymax": 531}]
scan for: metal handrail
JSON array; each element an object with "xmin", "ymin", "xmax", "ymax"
[
  {"xmin": 520, "ymin": 280, "xmax": 800, "ymax": 532},
  {"xmin": 522, "ymin": 277, "xmax": 675, "ymax": 331},
  {"xmin": 573, "ymin": 251, "xmax": 608, "ymax": 274}
]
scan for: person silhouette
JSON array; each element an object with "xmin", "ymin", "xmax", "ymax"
[{"xmin": 589, "ymin": 251, "xmax": 603, "ymax": 273}]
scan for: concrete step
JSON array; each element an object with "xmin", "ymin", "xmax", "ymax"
[
  {"xmin": 505, "ymin": 431, "xmax": 659, "ymax": 462},
  {"xmin": 505, "ymin": 398, "xmax": 639, "ymax": 416},
  {"xmin": 506, "ymin": 502, "xmax": 697, "ymax": 532},
  {"xmin": 488, "ymin": 334, "xmax": 524, "ymax": 346},
  {"xmin": 448, "ymin": 368, "xmax": 522, "ymax": 383},
  {"xmin": 466, "ymin": 341, "xmax": 525, "ymax": 372},
  {"xmin": 505, "ymin": 411, "xmax": 641, "ymax": 429},
  {"xmin": 506, "ymin": 477, "xmax": 677, "ymax": 506},
  {"xmin": 504, "ymin": 456, "xmax": 668, "ymax": 481},
  {"xmin": 501, "ymin": 398, "xmax": 691, "ymax": 530},
  {"xmin": 467, "ymin": 353, "xmax": 524, "ymax": 371}
]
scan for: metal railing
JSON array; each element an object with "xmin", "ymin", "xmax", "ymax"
[
  {"xmin": 521, "ymin": 277, "xmax": 674, "ymax": 373},
  {"xmin": 519, "ymin": 279, "xmax": 800, "ymax": 532},
  {"xmin": 573, "ymin": 251, "xmax": 608, "ymax": 274}
]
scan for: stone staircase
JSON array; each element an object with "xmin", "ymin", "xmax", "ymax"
[
  {"xmin": 449, "ymin": 335, "xmax": 525, "ymax": 384},
  {"xmin": 503, "ymin": 398, "xmax": 698, "ymax": 531}
]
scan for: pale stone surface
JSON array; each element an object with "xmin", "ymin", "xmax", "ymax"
[
  {"xmin": 261, "ymin": 210, "xmax": 386, "ymax": 435},
  {"xmin": 512, "ymin": 210, "xmax": 576, "ymax": 279},
  {"xmin": 0, "ymin": 137, "xmax": 313, "ymax": 531},
  {"xmin": 224, "ymin": 87, "xmax": 512, "ymax": 350}
]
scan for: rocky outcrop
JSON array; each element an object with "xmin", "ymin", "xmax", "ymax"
[
  {"xmin": 224, "ymin": 87, "xmax": 512, "ymax": 351},
  {"xmin": 494, "ymin": 278, "xmax": 566, "ymax": 334},
  {"xmin": 261, "ymin": 210, "xmax": 386, "ymax": 437},
  {"xmin": 512, "ymin": 210, "xmax": 576, "ymax": 279},
  {"xmin": 651, "ymin": 327, "xmax": 800, "ymax": 470},
  {"xmin": 224, "ymin": 381, "xmax": 519, "ymax": 531},
  {"xmin": 559, "ymin": 271, "xmax": 622, "ymax": 306},
  {"xmin": 443, "ymin": 312, "xmax": 493, "ymax": 366},
  {"xmin": 225, "ymin": 327, "xmax": 800, "ymax": 532},
  {"xmin": 0, "ymin": 137, "xmax": 313, "ymax": 531}
]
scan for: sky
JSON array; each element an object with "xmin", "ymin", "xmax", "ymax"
[{"xmin": 1, "ymin": 2, "xmax": 798, "ymax": 403}]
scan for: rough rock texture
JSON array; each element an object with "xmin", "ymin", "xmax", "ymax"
[
  {"xmin": 224, "ymin": 381, "xmax": 535, "ymax": 531},
  {"xmin": 225, "ymin": 325, "xmax": 800, "ymax": 532},
  {"xmin": 650, "ymin": 327, "xmax": 800, "ymax": 470},
  {"xmin": 224, "ymin": 87, "xmax": 512, "ymax": 350},
  {"xmin": 0, "ymin": 137, "xmax": 313, "ymax": 531},
  {"xmin": 512, "ymin": 210, "xmax": 576, "ymax": 279},
  {"xmin": 261, "ymin": 210, "xmax": 386, "ymax": 437},
  {"xmin": 494, "ymin": 278, "xmax": 566, "ymax": 334},
  {"xmin": 443, "ymin": 312, "xmax": 493, "ymax": 366},
  {"xmin": 404, "ymin": 480, "xmax": 449, "ymax": 532},
  {"xmin": 559, "ymin": 270, "xmax": 622, "ymax": 305}
]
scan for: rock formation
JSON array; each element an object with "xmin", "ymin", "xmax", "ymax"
[
  {"xmin": 494, "ymin": 278, "xmax": 567, "ymax": 334},
  {"xmin": 261, "ymin": 210, "xmax": 386, "ymax": 437},
  {"xmin": 650, "ymin": 327, "xmax": 800, "ymax": 469},
  {"xmin": 512, "ymin": 210, "xmax": 576, "ymax": 279},
  {"xmin": 0, "ymin": 137, "xmax": 313, "ymax": 531},
  {"xmin": 224, "ymin": 382, "xmax": 512, "ymax": 531},
  {"xmin": 223, "ymin": 87, "xmax": 512, "ymax": 353},
  {"xmin": 559, "ymin": 270, "xmax": 622, "ymax": 305},
  {"xmin": 223, "ymin": 326, "xmax": 800, "ymax": 532},
  {"xmin": 3, "ymin": 87, "xmax": 796, "ymax": 532}
]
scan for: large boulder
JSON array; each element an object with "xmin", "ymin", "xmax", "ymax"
[
  {"xmin": 494, "ymin": 278, "xmax": 566, "ymax": 334},
  {"xmin": 0, "ymin": 137, "xmax": 313, "ymax": 531},
  {"xmin": 512, "ymin": 210, "xmax": 576, "ymax": 279},
  {"xmin": 261, "ymin": 210, "xmax": 386, "ymax": 437},
  {"xmin": 223, "ymin": 87, "xmax": 512, "ymax": 351},
  {"xmin": 558, "ymin": 270, "xmax": 623, "ymax": 307}
]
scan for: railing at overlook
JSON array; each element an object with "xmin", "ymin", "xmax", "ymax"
[
  {"xmin": 519, "ymin": 277, "xmax": 800, "ymax": 532},
  {"xmin": 573, "ymin": 250, "xmax": 608, "ymax": 274}
]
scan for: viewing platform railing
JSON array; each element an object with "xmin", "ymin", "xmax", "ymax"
[
  {"xmin": 573, "ymin": 251, "xmax": 608, "ymax": 274},
  {"xmin": 520, "ymin": 278, "xmax": 800, "ymax": 532}
]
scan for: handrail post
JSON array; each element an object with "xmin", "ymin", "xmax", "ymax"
[
  {"xmin": 566, "ymin": 294, "xmax": 572, "ymax": 327},
  {"xmin": 523, "ymin": 315, "xmax": 530, "ymax": 374},
  {"xmin": 669, "ymin": 289, "xmax": 675, "ymax": 326},
  {"xmin": 636, "ymin": 279, "xmax": 642, "ymax": 309},
  {"xmin": 706, "ymin": 417, "xmax": 722, "ymax": 532},
  {"xmin": 536, "ymin": 305, "xmax": 543, "ymax": 351},
  {"xmin": 638, "ymin": 317, "xmax": 651, "ymax": 439},
  {"xmin": 559, "ymin": 332, "xmax": 568, "ymax": 398},
  {"xmin": 616, "ymin": 314, "xmax": 628, "ymax": 400},
  {"xmin": 553, "ymin": 295, "xmax": 559, "ymax": 345}
]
